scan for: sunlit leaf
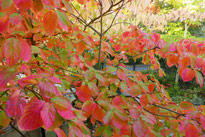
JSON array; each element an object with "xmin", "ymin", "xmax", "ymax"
[
  {"xmin": 51, "ymin": 96, "xmax": 75, "ymax": 120},
  {"xmin": 43, "ymin": 10, "xmax": 58, "ymax": 35}
]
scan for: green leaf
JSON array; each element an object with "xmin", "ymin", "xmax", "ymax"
[
  {"xmin": 0, "ymin": 12, "xmax": 6, "ymax": 17},
  {"xmin": 106, "ymin": 66, "xmax": 117, "ymax": 73},
  {"xmin": 94, "ymin": 126, "xmax": 105, "ymax": 136},
  {"xmin": 196, "ymin": 71, "xmax": 203, "ymax": 88},
  {"xmin": 1, "ymin": 0, "xmax": 13, "ymax": 9},
  {"xmin": 0, "ymin": 111, "xmax": 10, "ymax": 127},
  {"xmin": 138, "ymin": 81, "xmax": 149, "ymax": 92},
  {"xmin": 104, "ymin": 126, "xmax": 112, "ymax": 137},
  {"xmin": 56, "ymin": 10, "xmax": 69, "ymax": 26},
  {"xmin": 96, "ymin": 73, "xmax": 104, "ymax": 83}
]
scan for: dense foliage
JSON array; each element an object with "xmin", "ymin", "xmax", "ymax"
[{"xmin": 0, "ymin": 0, "xmax": 204, "ymax": 137}]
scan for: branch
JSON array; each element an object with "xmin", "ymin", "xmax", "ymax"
[
  {"xmin": 24, "ymin": 86, "xmax": 42, "ymax": 100},
  {"xmin": 103, "ymin": 0, "xmax": 125, "ymax": 35},
  {"xmin": 10, "ymin": 123, "xmax": 26, "ymax": 137},
  {"xmin": 56, "ymin": 8, "xmax": 101, "ymax": 35},
  {"xmin": 70, "ymin": 13, "xmax": 100, "ymax": 35},
  {"xmin": 84, "ymin": 0, "xmax": 126, "ymax": 31},
  {"xmin": 115, "ymin": 46, "xmax": 160, "ymax": 67},
  {"xmin": 152, "ymin": 104, "xmax": 185, "ymax": 117},
  {"xmin": 45, "ymin": 63, "xmax": 82, "ymax": 75},
  {"xmin": 97, "ymin": 1, "xmax": 103, "ymax": 70},
  {"xmin": 0, "ymin": 90, "xmax": 9, "ymax": 98}
]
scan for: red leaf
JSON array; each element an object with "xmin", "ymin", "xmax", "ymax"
[
  {"xmin": 116, "ymin": 69, "xmax": 126, "ymax": 80},
  {"xmin": 129, "ymin": 108, "xmax": 140, "ymax": 120},
  {"xmin": 20, "ymin": 40, "xmax": 31, "ymax": 62},
  {"xmin": 40, "ymin": 102, "xmax": 56, "ymax": 130},
  {"xmin": 121, "ymin": 125, "xmax": 131, "ymax": 136},
  {"xmin": 3, "ymin": 38, "xmax": 22, "ymax": 66},
  {"xmin": 200, "ymin": 115, "xmax": 205, "ymax": 130},
  {"xmin": 43, "ymin": 10, "xmax": 58, "ymax": 35},
  {"xmin": 112, "ymin": 114, "xmax": 127, "ymax": 129},
  {"xmin": 122, "ymin": 31, "xmax": 130, "ymax": 38},
  {"xmin": 18, "ymin": 75, "xmax": 39, "ymax": 88},
  {"xmin": 39, "ymin": 80, "xmax": 61, "ymax": 101},
  {"xmin": 140, "ymin": 94, "xmax": 149, "ymax": 107},
  {"xmin": 185, "ymin": 124, "xmax": 199, "ymax": 137},
  {"xmin": 181, "ymin": 68, "xmax": 195, "ymax": 82},
  {"xmin": 133, "ymin": 120, "xmax": 148, "ymax": 137},
  {"xmin": 14, "ymin": 0, "xmax": 33, "ymax": 9},
  {"xmin": 114, "ymin": 44, "xmax": 121, "ymax": 51},
  {"xmin": 9, "ymin": 13, "xmax": 22, "ymax": 25},
  {"xmin": 54, "ymin": 128, "xmax": 67, "ymax": 137},
  {"xmin": 18, "ymin": 98, "xmax": 45, "ymax": 131},
  {"xmin": 6, "ymin": 90, "xmax": 26, "ymax": 119},
  {"xmin": 51, "ymin": 97, "xmax": 75, "ymax": 120},
  {"xmin": 41, "ymin": 0, "xmax": 54, "ymax": 6},
  {"xmin": 0, "ymin": 14, "xmax": 9, "ymax": 33},
  {"xmin": 76, "ymin": 85, "xmax": 92, "ymax": 102},
  {"xmin": 0, "ymin": 66, "xmax": 17, "ymax": 87},
  {"xmin": 152, "ymin": 33, "xmax": 160, "ymax": 43}
]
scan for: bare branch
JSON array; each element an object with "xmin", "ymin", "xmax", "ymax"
[
  {"xmin": 10, "ymin": 123, "xmax": 26, "ymax": 137},
  {"xmin": 103, "ymin": 0, "xmax": 125, "ymax": 35},
  {"xmin": 115, "ymin": 46, "xmax": 160, "ymax": 67},
  {"xmin": 84, "ymin": 0, "xmax": 127, "ymax": 31}
]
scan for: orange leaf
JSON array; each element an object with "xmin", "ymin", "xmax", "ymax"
[
  {"xmin": 167, "ymin": 54, "xmax": 179, "ymax": 67},
  {"xmin": 14, "ymin": 0, "xmax": 33, "ymax": 10},
  {"xmin": 43, "ymin": 10, "xmax": 58, "ymax": 35},
  {"xmin": 77, "ymin": 0, "xmax": 85, "ymax": 5},
  {"xmin": 140, "ymin": 94, "xmax": 149, "ymax": 107},
  {"xmin": 129, "ymin": 85, "xmax": 141, "ymax": 97},
  {"xmin": 93, "ymin": 105, "xmax": 104, "ymax": 122},
  {"xmin": 33, "ymin": 0, "xmax": 43, "ymax": 12},
  {"xmin": 179, "ymin": 57, "xmax": 190, "ymax": 68},
  {"xmin": 148, "ymin": 83, "xmax": 155, "ymax": 93},
  {"xmin": 76, "ymin": 85, "xmax": 92, "ymax": 102},
  {"xmin": 75, "ymin": 41, "xmax": 86, "ymax": 55}
]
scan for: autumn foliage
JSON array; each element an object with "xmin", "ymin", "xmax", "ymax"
[{"xmin": 0, "ymin": 0, "xmax": 204, "ymax": 137}]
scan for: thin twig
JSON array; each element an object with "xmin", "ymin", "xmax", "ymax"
[
  {"xmin": 24, "ymin": 87, "xmax": 42, "ymax": 100},
  {"xmin": 0, "ymin": 90, "xmax": 9, "ymax": 98},
  {"xmin": 84, "ymin": 0, "xmax": 126, "ymax": 31},
  {"xmin": 10, "ymin": 123, "xmax": 26, "ymax": 137},
  {"xmin": 97, "ymin": 1, "xmax": 103, "ymax": 70},
  {"xmin": 115, "ymin": 46, "xmax": 160, "ymax": 67},
  {"xmin": 103, "ymin": 1, "xmax": 125, "ymax": 35}
]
